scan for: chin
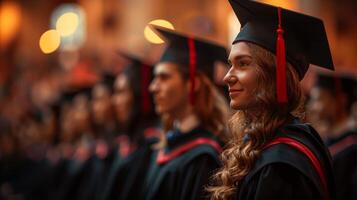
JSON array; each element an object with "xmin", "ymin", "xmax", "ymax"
[
  {"xmin": 155, "ymin": 105, "xmax": 165, "ymax": 115},
  {"xmin": 230, "ymin": 100, "xmax": 245, "ymax": 110}
]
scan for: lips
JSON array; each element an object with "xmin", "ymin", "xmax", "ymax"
[
  {"xmin": 153, "ymin": 96, "xmax": 164, "ymax": 104},
  {"xmin": 229, "ymin": 89, "xmax": 243, "ymax": 97},
  {"xmin": 229, "ymin": 89, "xmax": 243, "ymax": 92}
]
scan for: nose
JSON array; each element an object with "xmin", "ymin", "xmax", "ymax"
[
  {"xmin": 149, "ymin": 78, "xmax": 158, "ymax": 94},
  {"xmin": 223, "ymin": 67, "xmax": 238, "ymax": 86}
]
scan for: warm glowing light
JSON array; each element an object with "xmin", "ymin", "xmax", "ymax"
[
  {"xmin": 258, "ymin": 0, "xmax": 298, "ymax": 10},
  {"xmin": 144, "ymin": 19, "xmax": 174, "ymax": 44},
  {"xmin": 39, "ymin": 30, "xmax": 61, "ymax": 54},
  {"xmin": 0, "ymin": 2, "xmax": 21, "ymax": 49},
  {"xmin": 56, "ymin": 12, "xmax": 79, "ymax": 36}
]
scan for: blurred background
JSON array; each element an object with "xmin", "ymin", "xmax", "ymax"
[
  {"xmin": 1, "ymin": 0, "xmax": 357, "ymax": 116},
  {"xmin": 0, "ymin": 0, "xmax": 356, "ymax": 199}
]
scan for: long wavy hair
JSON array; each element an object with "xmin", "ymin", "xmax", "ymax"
[
  {"xmin": 208, "ymin": 42, "xmax": 306, "ymax": 200},
  {"xmin": 161, "ymin": 64, "xmax": 229, "ymax": 140}
]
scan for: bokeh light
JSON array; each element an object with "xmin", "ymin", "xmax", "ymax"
[
  {"xmin": 56, "ymin": 12, "xmax": 79, "ymax": 37},
  {"xmin": 0, "ymin": 1, "xmax": 21, "ymax": 49},
  {"xmin": 39, "ymin": 29, "xmax": 61, "ymax": 54},
  {"xmin": 259, "ymin": 0, "xmax": 298, "ymax": 10},
  {"xmin": 144, "ymin": 19, "xmax": 174, "ymax": 44}
]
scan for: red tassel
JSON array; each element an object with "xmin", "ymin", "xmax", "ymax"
[
  {"xmin": 188, "ymin": 37, "xmax": 196, "ymax": 106},
  {"xmin": 140, "ymin": 63, "xmax": 151, "ymax": 114},
  {"xmin": 276, "ymin": 7, "xmax": 287, "ymax": 103}
]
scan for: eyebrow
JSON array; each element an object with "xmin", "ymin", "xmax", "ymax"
[
  {"xmin": 228, "ymin": 54, "xmax": 253, "ymax": 64},
  {"xmin": 154, "ymin": 70, "xmax": 171, "ymax": 76}
]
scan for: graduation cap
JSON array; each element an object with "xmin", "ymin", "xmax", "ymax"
[
  {"xmin": 60, "ymin": 87, "xmax": 93, "ymax": 107},
  {"xmin": 151, "ymin": 25, "xmax": 228, "ymax": 105},
  {"xmin": 117, "ymin": 51, "xmax": 154, "ymax": 115},
  {"xmin": 228, "ymin": 0, "xmax": 334, "ymax": 103},
  {"xmin": 96, "ymin": 73, "xmax": 116, "ymax": 94},
  {"xmin": 315, "ymin": 73, "xmax": 356, "ymax": 104}
]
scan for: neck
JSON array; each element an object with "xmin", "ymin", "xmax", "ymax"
[{"xmin": 172, "ymin": 106, "xmax": 200, "ymax": 133}]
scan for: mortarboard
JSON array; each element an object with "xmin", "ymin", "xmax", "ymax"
[
  {"xmin": 229, "ymin": 0, "xmax": 334, "ymax": 103},
  {"xmin": 151, "ymin": 25, "xmax": 228, "ymax": 105},
  {"xmin": 315, "ymin": 73, "xmax": 356, "ymax": 103},
  {"xmin": 96, "ymin": 73, "xmax": 116, "ymax": 94},
  {"xmin": 118, "ymin": 51, "xmax": 154, "ymax": 115}
]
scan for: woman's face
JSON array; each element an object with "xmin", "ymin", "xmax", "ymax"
[
  {"xmin": 149, "ymin": 62, "xmax": 189, "ymax": 116},
  {"xmin": 92, "ymin": 84, "xmax": 113, "ymax": 124},
  {"xmin": 72, "ymin": 94, "xmax": 91, "ymax": 133},
  {"xmin": 308, "ymin": 87, "xmax": 337, "ymax": 123},
  {"xmin": 112, "ymin": 74, "xmax": 134, "ymax": 124},
  {"xmin": 224, "ymin": 42, "xmax": 259, "ymax": 110}
]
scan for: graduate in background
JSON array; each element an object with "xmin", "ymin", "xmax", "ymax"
[
  {"xmin": 101, "ymin": 52, "xmax": 161, "ymax": 200},
  {"xmin": 91, "ymin": 73, "xmax": 119, "ymax": 197},
  {"xmin": 308, "ymin": 72, "xmax": 356, "ymax": 200},
  {"xmin": 143, "ymin": 26, "xmax": 229, "ymax": 200},
  {"xmin": 209, "ymin": 0, "xmax": 335, "ymax": 200},
  {"xmin": 55, "ymin": 87, "xmax": 103, "ymax": 200}
]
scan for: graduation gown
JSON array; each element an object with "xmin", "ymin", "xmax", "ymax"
[
  {"xmin": 143, "ymin": 126, "xmax": 222, "ymax": 200},
  {"xmin": 234, "ymin": 120, "xmax": 335, "ymax": 200},
  {"xmin": 326, "ymin": 128, "xmax": 357, "ymax": 200},
  {"xmin": 0, "ymin": 155, "xmax": 52, "ymax": 200},
  {"xmin": 101, "ymin": 136, "xmax": 158, "ymax": 200},
  {"xmin": 55, "ymin": 153, "xmax": 103, "ymax": 200}
]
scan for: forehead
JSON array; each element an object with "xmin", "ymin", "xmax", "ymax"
[
  {"xmin": 93, "ymin": 84, "xmax": 110, "ymax": 97},
  {"xmin": 229, "ymin": 42, "xmax": 252, "ymax": 60},
  {"xmin": 114, "ymin": 74, "xmax": 129, "ymax": 88},
  {"xmin": 154, "ymin": 62, "xmax": 180, "ymax": 74}
]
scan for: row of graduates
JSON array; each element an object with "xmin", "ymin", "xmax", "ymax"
[{"xmin": 1, "ymin": 0, "xmax": 356, "ymax": 199}]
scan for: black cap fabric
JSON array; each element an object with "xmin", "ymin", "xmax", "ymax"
[
  {"xmin": 97, "ymin": 73, "xmax": 116, "ymax": 94},
  {"xmin": 229, "ymin": 0, "xmax": 334, "ymax": 79},
  {"xmin": 152, "ymin": 25, "xmax": 228, "ymax": 80},
  {"xmin": 315, "ymin": 73, "xmax": 356, "ymax": 102},
  {"xmin": 117, "ymin": 51, "xmax": 154, "ymax": 115},
  {"xmin": 117, "ymin": 51, "xmax": 153, "ymax": 94}
]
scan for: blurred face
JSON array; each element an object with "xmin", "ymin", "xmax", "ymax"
[
  {"xmin": 224, "ymin": 42, "xmax": 259, "ymax": 110},
  {"xmin": 112, "ymin": 74, "xmax": 134, "ymax": 124},
  {"xmin": 72, "ymin": 95, "xmax": 91, "ymax": 133},
  {"xmin": 92, "ymin": 84, "xmax": 113, "ymax": 124},
  {"xmin": 308, "ymin": 87, "xmax": 337, "ymax": 122},
  {"xmin": 149, "ymin": 62, "xmax": 189, "ymax": 116}
]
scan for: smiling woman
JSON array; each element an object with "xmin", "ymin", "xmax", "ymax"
[{"xmin": 208, "ymin": 1, "xmax": 336, "ymax": 200}]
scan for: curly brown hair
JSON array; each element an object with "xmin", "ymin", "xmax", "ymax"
[{"xmin": 208, "ymin": 42, "xmax": 306, "ymax": 200}]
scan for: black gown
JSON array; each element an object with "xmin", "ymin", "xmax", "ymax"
[
  {"xmin": 326, "ymin": 128, "xmax": 357, "ymax": 200},
  {"xmin": 55, "ymin": 150, "xmax": 103, "ymax": 200},
  {"xmin": 0, "ymin": 154, "xmax": 52, "ymax": 200},
  {"xmin": 101, "ymin": 136, "xmax": 158, "ymax": 200},
  {"xmin": 234, "ymin": 120, "xmax": 335, "ymax": 200},
  {"xmin": 142, "ymin": 126, "xmax": 222, "ymax": 200}
]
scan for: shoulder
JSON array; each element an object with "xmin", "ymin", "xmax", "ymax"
[
  {"xmin": 166, "ymin": 142, "xmax": 221, "ymax": 168},
  {"xmin": 328, "ymin": 128, "xmax": 357, "ymax": 157},
  {"xmin": 244, "ymin": 122, "xmax": 334, "ymax": 198},
  {"xmin": 238, "ymin": 162, "xmax": 320, "ymax": 200},
  {"xmin": 246, "ymin": 142, "xmax": 321, "ymax": 186}
]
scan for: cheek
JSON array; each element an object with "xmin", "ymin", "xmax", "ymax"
[
  {"xmin": 232, "ymin": 72, "xmax": 258, "ymax": 107},
  {"xmin": 93, "ymin": 102, "xmax": 104, "ymax": 114},
  {"xmin": 238, "ymin": 70, "xmax": 259, "ymax": 94},
  {"xmin": 113, "ymin": 95, "xmax": 132, "ymax": 116},
  {"xmin": 159, "ymin": 82, "xmax": 188, "ymax": 110}
]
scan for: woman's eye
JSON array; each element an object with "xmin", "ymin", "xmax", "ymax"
[{"xmin": 239, "ymin": 60, "xmax": 250, "ymax": 67}]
